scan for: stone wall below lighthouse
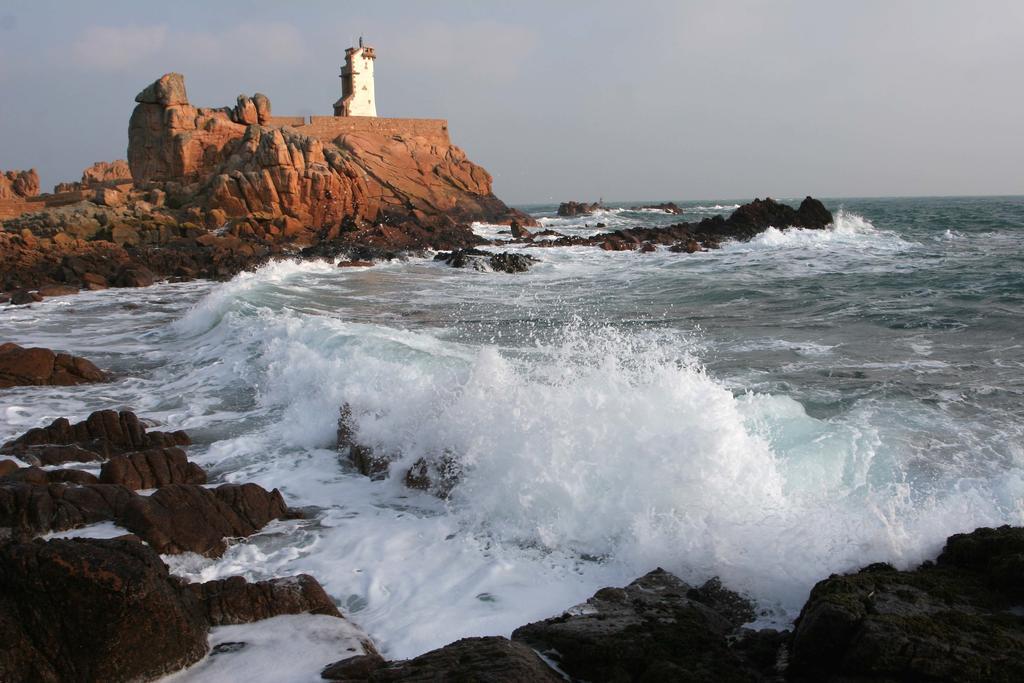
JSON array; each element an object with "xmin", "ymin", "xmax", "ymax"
[{"xmin": 264, "ymin": 116, "xmax": 450, "ymax": 147}]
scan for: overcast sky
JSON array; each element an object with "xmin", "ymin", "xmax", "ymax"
[{"xmin": 1, "ymin": 0, "xmax": 1021, "ymax": 204}]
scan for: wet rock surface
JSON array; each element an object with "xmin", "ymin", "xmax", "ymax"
[
  {"xmin": 0, "ymin": 538, "xmax": 209, "ymax": 682},
  {"xmin": 321, "ymin": 636, "xmax": 561, "ymax": 682},
  {"xmin": 185, "ymin": 573, "xmax": 343, "ymax": 626},
  {"xmin": 0, "ymin": 342, "xmax": 107, "ymax": 388},
  {"xmin": 536, "ymin": 197, "xmax": 833, "ymax": 253},
  {"xmin": 789, "ymin": 525, "xmax": 1024, "ymax": 682},
  {"xmin": 0, "ymin": 537, "xmax": 369, "ymax": 682},
  {"xmin": 99, "ymin": 446, "xmax": 207, "ymax": 489},
  {"xmin": 512, "ymin": 568, "xmax": 772, "ymax": 682},
  {"xmin": 434, "ymin": 247, "xmax": 537, "ymax": 272}
]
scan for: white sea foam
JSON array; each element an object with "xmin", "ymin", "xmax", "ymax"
[{"xmin": 166, "ymin": 614, "xmax": 373, "ymax": 683}]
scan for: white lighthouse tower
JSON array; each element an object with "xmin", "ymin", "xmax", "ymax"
[{"xmin": 334, "ymin": 37, "xmax": 377, "ymax": 117}]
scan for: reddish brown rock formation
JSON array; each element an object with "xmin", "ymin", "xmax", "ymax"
[
  {"xmin": 127, "ymin": 73, "xmax": 531, "ymax": 231},
  {"xmin": 0, "ymin": 538, "xmax": 209, "ymax": 682},
  {"xmin": 99, "ymin": 447, "xmax": 207, "ymax": 490},
  {"xmin": 0, "ymin": 480, "xmax": 291, "ymax": 556},
  {"xmin": 0, "ymin": 343, "xmax": 107, "ymax": 388},
  {"xmin": 0, "ymin": 538, "xmax": 371, "ymax": 682},
  {"xmin": 0, "ymin": 169, "xmax": 39, "ymax": 199}
]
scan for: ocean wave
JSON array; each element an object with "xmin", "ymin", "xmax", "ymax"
[{"xmin": 170, "ymin": 294, "xmax": 1023, "ymax": 621}]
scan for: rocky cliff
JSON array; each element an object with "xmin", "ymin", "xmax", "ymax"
[{"xmin": 127, "ymin": 73, "xmax": 527, "ymax": 231}]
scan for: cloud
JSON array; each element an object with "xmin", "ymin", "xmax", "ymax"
[
  {"xmin": 70, "ymin": 25, "xmax": 168, "ymax": 70},
  {"xmin": 390, "ymin": 20, "xmax": 538, "ymax": 79},
  {"xmin": 65, "ymin": 22, "xmax": 307, "ymax": 73}
]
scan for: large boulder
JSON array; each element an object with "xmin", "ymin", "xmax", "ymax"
[
  {"xmin": 0, "ymin": 343, "xmax": 107, "ymax": 388},
  {"xmin": 115, "ymin": 482, "xmax": 292, "ymax": 556},
  {"xmin": 511, "ymin": 568, "xmax": 771, "ymax": 682},
  {"xmin": 0, "ymin": 537, "xmax": 367, "ymax": 681},
  {"xmin": 0, "ymin": 480, "xmax": 290, "ymax": 557},
  {"xmin": 99, "ymin": 447, "xmax": 207, "ymax": 490},
  {"xmin": 81, "ymin": 159, "xmax": 132, "ymax": 186},
  {"xmin": 134, "ymin": 72, "xmax": 189, "ymax": 106},
  {"xmin": 789, "ymin": 525, "xmax": 1024, "ymax": 682},
  {"xmin": 0, "ymin": 538, "xmax": 208, "ymax": 681},
  {"xmin": 186, "ymin": 574, "xmax": 342, "ymax": 626}
]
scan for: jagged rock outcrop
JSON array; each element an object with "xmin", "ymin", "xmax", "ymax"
[
  {"xmin": 1, "ymin": 409, "xmax": 190, "ymax": 464},
  {"xmin": 538, "ymin": 196, "xmax": 834, "ymax": 252},
  {"xmin": 0, "ymin": 343, "xmax": 107, "ymax": 388},
  {"xmin": 127, "ymin": 73, "xmax": 531, "ymax": 233},
  {"xmin": 54, "ymin": 159, "xmax": 134, "ymax": 193},
  {"xmin": 0, "ymin": 480, "xmax": 291, "ymax": 556},
  {"xmin": 789, "ymin": 525, "xmax": 1024, "ymax": 682},
  {"xmin": 0, "ymin": 169, "xmax": 39, "ymax": 199}
]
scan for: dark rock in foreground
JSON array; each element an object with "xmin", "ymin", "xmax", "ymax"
[
  {"xmin": 789, "ymin": 525, "xmax": 1024, "ymax": 682},
  {"xmin": 557, "ymin": 200, "xmax": 602, "ymax": 217},
  {"xmin": 0, "ymin": 342, "xmax": 107, "ymax": 389},
  {"xmin": 434, "ymin": 248, "xmax": 537, "ymax": 273},
  {"xmin": 0, "ymin": 538, "xmax": 209, "ymax": 682},
  {"xmin": 512, "ymin": 568, "xmax": 773, "ymax": 682},
  {"xmin": 321, "ymin": 636, "xmax": 561, "ymax": 682},
  {"xmin": 0, "ymin": 537, "xmax": 370, "ymax": 682}
]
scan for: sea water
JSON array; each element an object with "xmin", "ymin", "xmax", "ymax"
[{"xmin": 2, "ymin": 196, "xmax": 1023, "ymax": 674}]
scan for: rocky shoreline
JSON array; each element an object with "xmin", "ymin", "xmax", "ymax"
[{"xmin": 1, "ymin": 403, "xmax": 1021, "ymax": 683}]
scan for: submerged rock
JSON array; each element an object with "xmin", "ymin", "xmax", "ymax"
[
  {"xmin": 536, "ymin": 196, "xmax": 833, "ymax": 254},
  {"xmin": 0, "ymin": 342, "xmax": 107, "ymax": 389},
  {"xmin": 789, "ymin": 525, "xmax": 1024, "ymax": 682},
  {"xmin": 434, "ymin": 248, "xmax": 537, "ymax": 273},
  {"xmin": 557, "ymin": 200, "xmax": 601, "ymax": 217},
  {"xmin": 337, "ymin": 403, "xmax": 391, "ymax": 479},
  {"xmin": 639, "ymin": 201, "xmax": 683, "ymax": 213}
]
